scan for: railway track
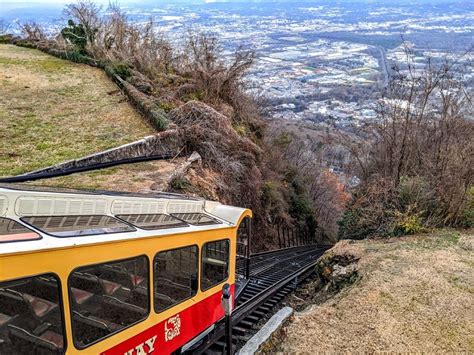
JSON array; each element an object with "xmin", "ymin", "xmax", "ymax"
[{"xmin": 189, "ymin": 244, "xmax": 331, "ymax": 354}]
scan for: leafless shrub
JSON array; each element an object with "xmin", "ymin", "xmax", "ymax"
[
  {"xmin": 19, "ymin": 22, "xmax": 47, "ymax": 42},
  {"xmin": 93, "ymin": 4, "xmax": 174, "ymax": 78},
  {"xmin": 177, "ymin": 33, "xmax": 255, "ymax": 105}
]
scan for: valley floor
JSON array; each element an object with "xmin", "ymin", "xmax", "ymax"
[{"xmin": 279, "ymin": 230, "xmax": 474, "ymax": 352}]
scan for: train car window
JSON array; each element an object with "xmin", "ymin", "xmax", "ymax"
[
  {"xmin": 117, "ymin": 214, "xmax": 188, "ymax": 230},
  {"xmin": 236, "ymin": 217, "xmax": 251, "ymax": 281},
  {"xmin": 68, "ymin": 256, "xmax": 149, "ymax": 349},
  {"xmin": 154, "ymin": 246, "xmax": 198, "ymax": 312},
  {"xmin": 0, "ymin": 273, "xmax": 65, "ymax": 354},
  {"xmin": 22, "ymin": 215, "xmax": 135, "ymax": 237},
  {"xmin": 201, "ymin": 240, "xmax": 230, "ymax": 291},
  {"xmin": 0, "ymin": 217, "xmax": 41, "ymax": 243},
  {"xmin": 171, "ymin": 213, "xmax": 221, "ymax": 226}
]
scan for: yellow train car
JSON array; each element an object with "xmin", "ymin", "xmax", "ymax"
[{"xmin": 0, "ymin": 184, "xmax": 251, "ymax": 354}]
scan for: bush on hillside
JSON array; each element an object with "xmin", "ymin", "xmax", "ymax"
[
  {"xmin": 104, "ymin": 61, "xmax": 131, "ymax": 79},
  {"xmin": 0, "ymin": 34, "xmax": 13, "ymax": 44},
  {"xmin": 169, "ymin": 101, "xmax": 262, "ymax": 205},
  {"xmin": 19, "ymin": 22, "xmax": 47, "ymax": 43},
  {"xmin": 61, "ymin": 20, "xmax": 89, "ymax": 54}
]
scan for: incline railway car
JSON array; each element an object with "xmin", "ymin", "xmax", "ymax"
[{"xmin": 0, "ymin": 184, "xmax": 252, "ymax": 354}]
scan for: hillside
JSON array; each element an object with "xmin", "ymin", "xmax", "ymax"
[
  {"xmin": 0, "ymin": 44, "xmax": 186, "ymax": 190},
  {"xmin": 4, "ymin": 2, "xmax": 470, "ymax": 248},
  {"xmin": 277, "ymin": 230, "xmax": 474, "ymax": 352}
]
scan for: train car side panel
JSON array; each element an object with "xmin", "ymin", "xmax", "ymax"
[{"xmin": 101, "ymin": 284, "xmax": 235, "ymax": 355}]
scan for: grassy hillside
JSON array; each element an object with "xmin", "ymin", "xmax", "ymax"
[
  {"xmin": 280, "ymin": 230, "xmax": 473, "ymax": 352},
  {"xmin": 0, "ymin": 44, "xmax": 153, "ymax": 178}
]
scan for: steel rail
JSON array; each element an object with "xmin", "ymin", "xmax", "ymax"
[
  {"xmin": 249, "ymin": 247, "xmax": 324, "ymax": 277},
  {"xmin": 234, "ymin": 248, "xmax": 328, "ymax": 321},
  {"xmin": 192, "ymin": 245, "xmax": 330, "ymax": 354}
]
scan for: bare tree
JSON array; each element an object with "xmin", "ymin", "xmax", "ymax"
[
  {"xmin": 179, "ymin": 33, "xmax": 255, "ymax": 105},
  {"xmin": 63, "ymin": 0, "xmax": 102, "ymax": 47}
]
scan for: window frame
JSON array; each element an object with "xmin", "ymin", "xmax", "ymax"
[
  {"xmin": 170, "ymin": 213, "xmax": 222, "ymax": 226},
  {"xmin": 0, "ymin": 217, "xmax": 42, "ymax": 244},
  {"xmin": 67, "ymin": 254, "xmax": 150, "ymax": 350},
  {"xmin": 200, "ymin": 239, "xmax": 230, "ymax": 292},
  {"xmin": 115, "ymin": 213, "xmax": 189, "ymax": 231},
  {"xmin": 0, "ymin": 272, "xmax": 68, "ymax": 354},
  {"xmin": 21, "ymin": 214, "xmax": 136, "ymax": 238},
  {"xmin": 153, "ymin": 244, "xmax": 199, "ymax": 314}
]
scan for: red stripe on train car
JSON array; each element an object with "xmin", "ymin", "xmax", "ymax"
[{"xmin": 102, "ymin": 284, "xmax": 235, "ymax": 355}]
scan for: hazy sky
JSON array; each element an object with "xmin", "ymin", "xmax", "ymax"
[
  {"xmin": 1, "ymin": 0, "xmax": 469, "ymax": 3},
  {"xmin": 1, "ymin": 0, "xmax": 470, "ymax": 9}
]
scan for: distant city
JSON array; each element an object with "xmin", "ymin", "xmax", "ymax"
[{"xmin": 2, "ymin": 1, "xmax": 473, "ymax": 130}]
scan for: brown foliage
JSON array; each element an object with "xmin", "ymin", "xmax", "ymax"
[
  {"xmin": 19, "ymin": 22, "xmax": 47, "ymax": 43},
  {"xmin": 56, "ymin": 3, "xmax": 261, "ymax": 141},
  {"xmin": 169, "ymin": 101, "xmax": 263, "ymax": 200},
  {"xmin": 178, "ymin": 34, "xmax": 255, "ymax": 105},
  {"xmin": 309, "ymin": 170, "xmax": 350, "ymax": 241}
]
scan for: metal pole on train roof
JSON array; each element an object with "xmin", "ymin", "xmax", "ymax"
[{"xmin": 221, "ymin": 283, "xmax": 233, "ymax": 355}]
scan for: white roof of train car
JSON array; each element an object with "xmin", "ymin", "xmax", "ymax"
[{"xmin": 0, "ymin": 184, "xmax": 248, "ymax": 255}]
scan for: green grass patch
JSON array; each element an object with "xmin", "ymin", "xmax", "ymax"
[
  {"xmin": 0, "ymin": 55, "xmax": 70, "ymax": 74},
  {"xmin": 0, "ymin": 44, "xmax": 153, "ymax": 184}
]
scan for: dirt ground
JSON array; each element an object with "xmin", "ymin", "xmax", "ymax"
[
  {"xmin": 0, "ymin": 44, "xmax": 154, "ymax": 178},
  {"xmin": 278, "ymin": 230, "xmax": 474, "ymax": 353}
]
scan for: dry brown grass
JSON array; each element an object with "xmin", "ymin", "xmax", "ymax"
[
  {"xmin": 0, "ymin": 44, "xmax": 153, "ymax": 178},
  {"xmin": 279, "ymin": 230, "xmax": 474, "ymax": 353}
]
